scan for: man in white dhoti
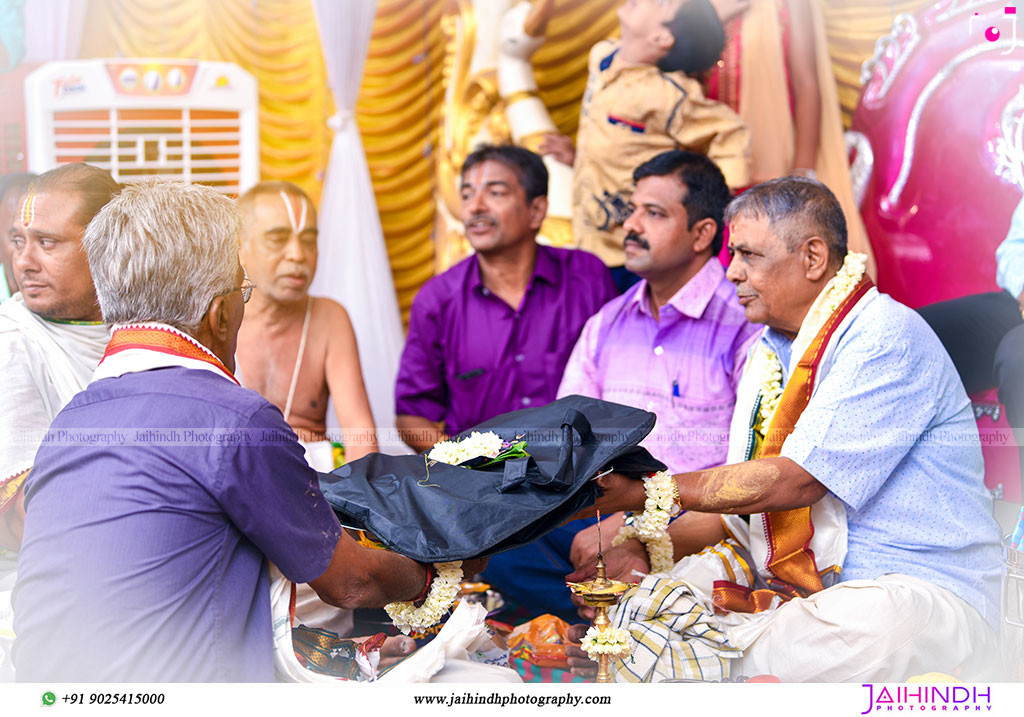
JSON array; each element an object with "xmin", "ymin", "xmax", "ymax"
[
  {"xmin": 582, "ymin": 177, "xmax": 1002, "ymax": 682},
  {"xmin": 0, "ymin": 163, "xmax": 121, "ymax": 679}
]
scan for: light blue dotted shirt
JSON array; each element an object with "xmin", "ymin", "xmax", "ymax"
[{"xmin": 763, "ymin": 291, "xmax": 1003, "ymax": 629}]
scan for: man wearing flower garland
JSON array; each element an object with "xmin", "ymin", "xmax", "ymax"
[
  {"xmin": 559, "ymin": 150, "xmax": 761, "ymax": 583},
  {"xmin": 12, "ymin": 181, "xmax": 479, "ymax": 682},
  {"xmin": 577, "ymin": 177, "xmax": 1002, "ymax": 682},
  {"xmin": 395, "ymin": 144, "xmax": 615, "ymax": 622}
]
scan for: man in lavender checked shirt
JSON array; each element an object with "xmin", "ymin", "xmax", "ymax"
[
  {"xmin": 12, "ymin": 181, "xmax": 478, "ymax": 682},
  {"xmin": 395, "ymin": 144, "xmax": 615, "ymax": 621},
  {"xmin": 561, "ymin": 150, "xmax": 760, "ymax": 585}
]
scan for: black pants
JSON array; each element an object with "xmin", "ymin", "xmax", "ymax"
[{"xmin": 918, "ymin": 291, "xmax": 1024, "ymax": 495}]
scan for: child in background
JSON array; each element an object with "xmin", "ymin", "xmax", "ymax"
[{"xmin": 543, "ymin": 0, "xmax": 751, "ymax": 288}]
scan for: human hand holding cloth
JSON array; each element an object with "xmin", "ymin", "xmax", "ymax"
[{"xmin": 318, "ymin": 396, "xmax": 665, "ymax": 563}]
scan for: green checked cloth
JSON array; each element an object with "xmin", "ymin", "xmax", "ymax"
[{"xmin": 609, "ymin": 575, "xmax": 742, "ymax": 682}]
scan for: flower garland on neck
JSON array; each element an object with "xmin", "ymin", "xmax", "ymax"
[
  {"xmin": 757, "ymin": 350, "xmax": 783, "ymax": 439},
  {"xmin": 756, "ymin": 252, "xmax": 868, "ymax": 439},
  {"xmin": 384, "ymin": 561, "xmax": 464, "ymax": 635},
  {"xmin": 824, "ymin": 252, "xmax": 868, "ymax": 315},
  {"xmin": 611, "ymin": 471, "xmax": 680, "ymax": 574}
]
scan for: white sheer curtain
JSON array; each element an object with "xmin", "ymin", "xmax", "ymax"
[
  {"xmin": 310, "ymin": 0, "xmax": 407, "ymax": 454},
  {"xmin": 23, "ymin": 0, "xmax": 85, "ymax": 61}
]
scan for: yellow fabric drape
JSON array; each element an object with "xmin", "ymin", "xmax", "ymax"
[
  {"xmin": 730, "ymin": 0, "xmax": 875, "ymax": 277},
  {"xmin": 80, "ymin": 0, "xmax": 332, "ymax": 205},
  {"xmin": 821, "ymin": 0, "xmax": 930, "ymax": 128},
  {"xmin": 357, "ymin": 0, "xmax": 445, "ymax": 324},
  {"xmin": 76, "ymin": 0, "xmax": 931, "ymax": 325}
]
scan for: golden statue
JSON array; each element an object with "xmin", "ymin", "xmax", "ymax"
[{"xmin": 434, "ymin": 0, "xmax": 574, "ymax": 271}]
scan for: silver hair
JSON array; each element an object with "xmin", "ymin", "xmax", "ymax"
[
  {"xmin": 724, "ymin": 177, "xmax": 848, "ymax": 263},
  {"xmin": 82, "ymin": 180, "xmax": 241, "ymax": 335}
]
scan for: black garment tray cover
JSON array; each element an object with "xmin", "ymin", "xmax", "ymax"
[{"xmin": 318, "ymin": 395, "xmax": 666, "ymax": 562}]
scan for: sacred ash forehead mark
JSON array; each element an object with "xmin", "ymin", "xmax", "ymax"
[
  {"xmin": 279, "ymin": 190, "xmax": 308, "ymax": 234},
  {"xmin": 20, "ymin": 189, "xmax": 36, "ymax": 229}
]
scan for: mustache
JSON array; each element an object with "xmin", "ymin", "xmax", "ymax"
[
  {"xmin": 624, "ymin": 232, "xmax": 649, "ymax": 250},
  {"xmin": 280, "ymin": 266, "xmax": 312, "ymax": 279}
]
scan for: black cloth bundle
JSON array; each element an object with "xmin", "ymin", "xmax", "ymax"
[{"xmin": 318, "ymin": 395, "xmax": 666, "ymax": 562}]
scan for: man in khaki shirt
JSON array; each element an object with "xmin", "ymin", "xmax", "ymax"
[{"xmin": 544, "ymin": 0, "xmax": 751, "ymax": 276}]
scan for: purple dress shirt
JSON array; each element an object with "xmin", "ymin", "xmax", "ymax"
[
  {"xmin": 558, "ymin": 259, "xmax": 762, "ymax": 472},
  {"xmin": 13, "ymin": 367, "xmax": 342, "ymax": 682},
  {"xmin": 395, "ymin": 245, "xmax": 616, "ymax": 436}
]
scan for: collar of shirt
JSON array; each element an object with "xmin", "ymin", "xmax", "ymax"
[
  {"xmin": 601, "ymin": 57, "xmax": 657, "ymax": 88},
  {"xmin": 628, "ymin": 258, "xmax": 725, "ymax": 321},
  {"xmin": 597, "ymin": 42, "xmax": 694, "ymax": 92},
  {"xmin": 599, "ymin": 44, "xmax": 654, "ymax": 81},
  {"xmin": 466, "ymin": 244, "xmax": 558, "ymax": 300}
]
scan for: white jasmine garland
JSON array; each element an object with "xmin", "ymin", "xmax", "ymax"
[
  {"xmin": 824, "ymin": 252, "xmax": 868, "ymax": 314},
  {"xmin": 756, "ymin": 252, "xmax": 867, "ymax": 439},
  {"xmin": 757, "ymin": 350, "xmax": 783, "ymax": 439},
  {"xmin": 427, "ymin": 431, "xmax": 504, "ymax": 465},
  {"xmin": 612, "ymin": 471, "xmax": 679, "ymax": 574},
  {"xmin": 580, "ymin": 626, "xmax": 632, "ymax": 660},
  {"xmin": 393, "ymin": 432, "xmax": 514, "ymax": 633},
  {"xmin": 384, "ymin": 560, "xmax": 464, "ymax": 635}
]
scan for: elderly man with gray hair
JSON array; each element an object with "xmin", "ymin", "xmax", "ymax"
[
  {"xmin": 574, "ymin": 177, "xmax": 1001, "ymax": 682},
  {"xmin": 11, "ymin": 180, "xmax": 452, "ymax": 682}
]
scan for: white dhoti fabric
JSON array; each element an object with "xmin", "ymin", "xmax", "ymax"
[
  {"xmin": 269, "ymin": 567, "xmax": 520, "ymax": 683},
  {"xmin": 292, "ymin": 582, "xmax": 354, "ymax": 638},
  {"xmin": 0, "ymin": 555, "xmax": 17, "ymax": 682},
  {"xmin": 0, "ymin": 294, "xmax": 109, "ymax": 682},
  {"xmin": 735, "ymin": 574, "xmax": 998, "ymax": 682},
  {"xmin": 613, "ymin": 569, "xmax": 996, "ymax": 682},
  {"xmin": 299, "ymin": 440, "xmax": 335, "ymax": 473},
  {"xmin": 610, "ymin": 273, "xmax": 998, "ymax": 682},
  {"xmin": 0, "ymin": 294, "xmax": 109, "ymax": 482}
]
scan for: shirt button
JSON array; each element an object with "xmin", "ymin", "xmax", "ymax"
[
  {"xmin": 654, "ymin": 345, "xmax": 664, "ymax": 356},
  {"xmin": 482, "ymin": 288, "xmax": 491, "ymax": 296},
  {"xmin": 521, "ymin": 397, "xmax": 532, "ymax": 406},
  {"xmin": 646, "ymin": 402, "xmax": 654, "ymax": 411},
  {"xmin": 515, "ymin": 354, "xmax": 525, "ymax": 363}
]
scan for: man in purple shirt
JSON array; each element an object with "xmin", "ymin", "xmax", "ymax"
[
  {"xmin": 395, "ymin": 144, "xmax": 616, "ymax": 450},
  {"xmin": 561, "ymin": 150, "xmax": 761, "ymax": 583},
  {"xmin": 394, "ymin": 145, "xmax": 615, "ymax": 621},
  {"xmin": 13, "ymin": 181, "xmax": 454, "ymax": 682}
]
